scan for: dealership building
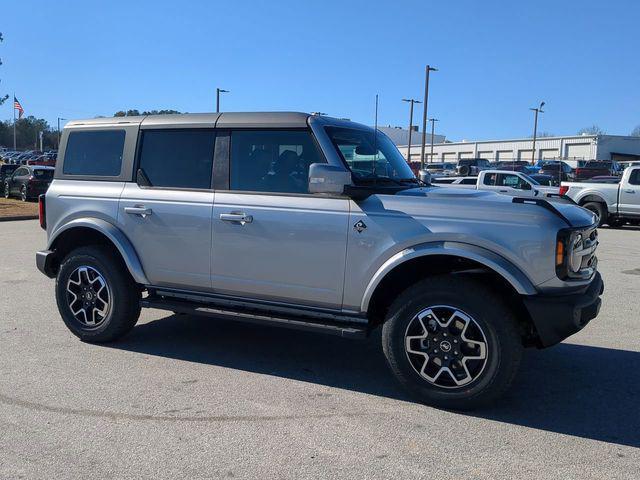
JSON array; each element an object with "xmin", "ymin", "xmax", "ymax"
[{"xmin": 396, "ymin": 134, "xmax": 640, "ymax": 165}]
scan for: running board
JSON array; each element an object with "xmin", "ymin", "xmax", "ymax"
[{"xmin": 141, "ymin": 296, "xmax": 368, "ymax": 339}]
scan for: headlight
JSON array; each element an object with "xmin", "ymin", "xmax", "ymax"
[{"xmin": 556, "ymin": 228, "xmax": 598, "ymax": 280}]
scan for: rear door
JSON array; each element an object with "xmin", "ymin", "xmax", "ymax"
[
  {"xmin": 211, "ymin": 129, "xmax": 349, "ymax": 308},
  {"xmin": 118, "ymin": 128, "xmax": 216, "ymax": 290},
  {"xmin": 618, "ymin": 168, "xmax": 640, "ymax": 216},
  {"xmin": 9, "ymin": 167, "xmax": 28, "ymax": 194}
]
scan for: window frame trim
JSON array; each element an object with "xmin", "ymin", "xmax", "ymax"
[{"xmin": 61, "ymin": 129, "xmax": 127, "ymax": 177}]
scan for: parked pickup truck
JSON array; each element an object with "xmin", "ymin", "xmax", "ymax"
[
  {"xmin": 561, "ymin": 165, "xmax": 640, "ymax": 227},
  {"xmin": 432, "ymin": 170, "xmax": 560, "ymax": 197},
  {"xmin": 36, "ymin": 112, "xmax": 603, "ymax": 410}
]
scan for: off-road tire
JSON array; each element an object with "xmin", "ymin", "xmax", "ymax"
[
  {"xmin": 582, "ymin": 201, "xmax": 607, "ymax": 227},
  {"xmin": 55, "ymin": 245, "xmax": 141, "ymax": 342},
  {"xmin": 382, "ymin": 275, "xmax": 523, "ymax": 410}
]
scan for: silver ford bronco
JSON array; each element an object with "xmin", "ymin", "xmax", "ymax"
[{"xmin": 36, "ymin": 112, "xmax": 603, "ymax": 409}]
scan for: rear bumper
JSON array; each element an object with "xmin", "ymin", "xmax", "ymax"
[
  {"xmin": 36, "ymin": 250, "xmax": 57, "ymax": 278},
  {"xmin": 523, "ymin": 271, "xmax": 604, "ymax": 347}
]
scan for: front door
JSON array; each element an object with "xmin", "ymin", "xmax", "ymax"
[
  {"xmin": 618, "ymin": 168, "xmax": 640, "ymax": 216},
  {"xmin": 211, "ymin": 129, "xmax": 349, "ymax": 309},
  {"xmin": 118, "ymin": 128, "xmax": 216, "ymax": 290}
]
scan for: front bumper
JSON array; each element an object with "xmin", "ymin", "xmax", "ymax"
[
  {"xmin": 523, "ymin": 271, "xmax": 604, "ymax": 347},
  {"xmin": 36, "ymin": 250, "xmax": 57, "ymax": 278}
]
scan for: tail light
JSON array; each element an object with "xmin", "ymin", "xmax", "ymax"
[
  {"xmin": 38, "ymin": 194, "xmax": 46, "ymax": 230},
  {"xmin": 559, "ymin": 185, "xmax": 569, "ymax": 196}
]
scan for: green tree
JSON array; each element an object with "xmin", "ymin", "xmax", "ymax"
[
  {"xmin": 0, "ymin": 116, "xmax": 57, "ymax": 150},
  {"xmin": 0, "ymin": 32, "xmax": 9, "ymax": 106}
]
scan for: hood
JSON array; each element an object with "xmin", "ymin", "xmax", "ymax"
[{"xmin": 388, "ymin": 186, "xmax": 596, "ymax": 228}]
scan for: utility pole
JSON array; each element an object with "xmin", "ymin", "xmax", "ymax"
[
  {"xmin": 530, "ymin": 101, "xmax": 545, "ymax": 165},
  {"xmin": 429, "ymin": 118, "xmax": 439, "ymax": 162},
  {"xmin": 420, "ymin": 65, "xmax": 437, "ymax": 168},
  {"xmin": 402, "ymin": 98, "xmax": 422, "ymax": 163},
  {"xmin": 57, "ymin": 117, "xmax": 67, "ymax": 149},
  {"xmin": 216, "ymin": 88, "xmax": 229, "ymax": 113}
]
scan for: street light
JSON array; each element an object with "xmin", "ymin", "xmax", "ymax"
[
  {"xmin": 57, "ymin": 117, "xmax": 67, "ymax": 149},
  {"xmin": 429, "ymin": 118, "xmax": 439, "ymax": 162},
  {"xmin": 216, "ymin": 88, "xmax": 229, "ymax": 113},
  {"xmin": 402, "ymin": 98, "xmax": 422, "ymax": 163},
  {"xmin": 420, "ymin": 65, "xmax": 438, "ymax": 168},
  {"xmin": 530, "ymin": 101, "xmax": 545, "ymax": 165}
]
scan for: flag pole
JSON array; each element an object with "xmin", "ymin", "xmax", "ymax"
[{"xmin": 13, "ymin": 93, "xmax": 16, "ymax": 150}]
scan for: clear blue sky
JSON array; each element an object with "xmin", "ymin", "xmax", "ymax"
[{"xmin": 2, "ymin": 0, "xmax": 639, "ymax": 141}]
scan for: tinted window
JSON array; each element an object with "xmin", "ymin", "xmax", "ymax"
[
  {"xmin": 63, "ymin": 130, "xmax": 125, "ymax": 176},
  {"xmin": 1, "ymin": 165, "xmax": 18, "ymax": 175},
  {"xmin": 15, "ymin": 168, "xmax": 28, "ymax": 176},
  {"xmin": 483, "ymin": 173, "xmax": 497, "ymax": 185},
  {"xmin": 138, "ymin": 130, "xmax": 215, "ymax": 189},
  {"xmin": 461, "ymin": 178, "xmax": 477, "ymax": 185},
  {"xmin": 230, "ymin": 130, "xmax": 325, "ymax": 194},
  {"xmin": 497, "ymin": 173, "xmax": 525, "ymax": 188},
  {"xmin": 629, "ymin": 169, "xmax": 640, "ymax": 186}
]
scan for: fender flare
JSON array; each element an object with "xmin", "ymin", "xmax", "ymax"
[
  {"xmin": 48, "ymin": 218, "xmax": 149, "ymax": 285},
  {"xmin": 360, "ymin": 241, "xmax": 537, "ymax": 312}
]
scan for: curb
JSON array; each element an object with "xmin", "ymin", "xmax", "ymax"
[{"xmin": 0, "ymin": 215, "xmax": 39, "ymax": 222}]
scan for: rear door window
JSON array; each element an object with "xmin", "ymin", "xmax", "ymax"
[
  {"xmin": 63, "ymin": 130, "xmax": 125, "ymax": 176},
  {"xmin": 137, "ymin": 129, "xmax": 215, "ymax": 189}
]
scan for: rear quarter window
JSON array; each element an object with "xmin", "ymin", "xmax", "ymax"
[{"xmin": 63, "ymin": 130, "xmax": 125, "ymax": 176}]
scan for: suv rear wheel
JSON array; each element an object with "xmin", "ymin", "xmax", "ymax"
[
  {"xmin": 20, "ymin": 185, "xmax": 27, "ymax": 202},
  {"xmin": 55, "ymin": 245, "xmax": 141, "ymax": 342},
  {"xmin": 3, "ymin": 182, "xmax": 9, "ymax": 199},
  {"xmin": 382, "ymin": 276, "xmax": 522, "ymax": 410}
]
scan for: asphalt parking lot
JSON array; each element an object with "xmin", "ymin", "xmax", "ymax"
[{"xmin": 0, "ymin": 220, "xmax": 638, "ymax": 479}]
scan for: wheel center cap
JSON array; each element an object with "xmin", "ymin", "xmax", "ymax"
[
  {"xmin": 439, "ymin": 340, "xmax": 452, "ymax": 352},
  {"xmin": 85, "ymin": 292, "xmax": 93, "ymax": 301}
]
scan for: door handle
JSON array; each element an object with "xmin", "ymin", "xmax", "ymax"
[
  {"xmin": 624, "ymin": 189, "xmax": 635, "ymax": 194},
  {"xmin": 499, "ymin": 189, "xmax": 508, "ymax": 193},
  {"xmin": 124, "ymin": 206, "xmax": 153, "ymax": 218},
  {"xmin": 220, "ymin": 212, "xmax": 253, "ymax": 224}
]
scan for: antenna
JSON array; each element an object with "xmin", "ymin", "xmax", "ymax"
[{"xmin": 373, "ymin": 94, "xmax": 378, "ymax": 178}]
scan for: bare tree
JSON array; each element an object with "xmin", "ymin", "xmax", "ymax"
[
  {"xmin": 631, "ymin": 125, "xmax": 640, "ymax": 137},
  {"xmin": 577, "ymin": 125, "xmax": 606, "ymax": 135},
  {"xmin": 0, "ymin": 32, "xmax": 9, "ymax": 106}
]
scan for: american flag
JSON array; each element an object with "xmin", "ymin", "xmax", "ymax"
[{"xmin": 14, "ymin": 96, "xmax": 24, "ymax": 119}]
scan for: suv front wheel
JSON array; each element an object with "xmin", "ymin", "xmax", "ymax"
[
  {"xmin": 55, "ymin": 245, "xmax": 141, "ymax": 342},
  {"xmin": 382, "ymin": 276, "xmax": 522, "ymax": 410}
]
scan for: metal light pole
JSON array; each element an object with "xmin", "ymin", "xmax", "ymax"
[
  {"xmin": 429, "ymin": 118, "xmax": 439, "ymax": 161},
  {"xmin": 402, "ymin": 98, "xmax": 422, "ymax": 163},
  {"xmin": 420, "ymin": 65, "xmax": 438, "ymax": 168},
  {"xmin": 216, "ymin": 88, "xmax": 229, "ymax": 113},
  {"xmin": 57, "ymin": 117, "xmax": 67, "ymax": 149},
  {"xmin": 530, "ymin": 101, "xmax": 545, "ymax": 165}
]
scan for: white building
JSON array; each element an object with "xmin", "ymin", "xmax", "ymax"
[
  {"xmin": 397, "ymin": 134, "xmax": 640, "ymax": 165},
  {"xmin": 378, "ymin": 125, "xmax": 446, "ymax": 147}
]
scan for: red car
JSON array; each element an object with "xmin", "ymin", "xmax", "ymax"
[{"xmin": 26, "ymin": 154, "xmax": 56, "ymax": 167}]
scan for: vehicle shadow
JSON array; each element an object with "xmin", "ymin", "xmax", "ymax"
[{"xmin": 109, "ymin": 314, "xmax": 639, "ymax": 448}]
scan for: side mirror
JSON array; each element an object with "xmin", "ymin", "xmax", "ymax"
[{"xmin": 308, "ymin": 163, "xmax": 352, "ymax": 195}]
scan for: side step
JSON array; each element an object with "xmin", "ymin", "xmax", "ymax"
[{"xmin": 141, "ymin": 296, "xmax": 368, "ymax": 339}]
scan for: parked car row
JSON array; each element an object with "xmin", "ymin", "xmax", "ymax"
[
  {"xmin": 0, "ymin": 150, "xmax": 57, "ymax": 166},
  {"xmin": 423, "ymin": 159, "xmax": 625, "ymax": 186}
]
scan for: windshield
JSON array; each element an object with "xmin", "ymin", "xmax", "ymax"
[
  {"xmin": 325, "ymin": 126, "xmax": 415, "ymax": 182},
  {"xmin": 33, "ymin": 169, "xmax": 54, "ymax": 179}
]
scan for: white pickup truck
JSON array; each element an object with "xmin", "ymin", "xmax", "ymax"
[
  {"xmin": 431, "ymin": 170, "xmax": 560, "ymax": 198},
  {"xmin": 561, "ymin": 165, "xmax": 640, "ymax": 227}
]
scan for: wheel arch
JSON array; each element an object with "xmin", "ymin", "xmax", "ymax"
[
  {"xmin": 47, "ymin": 218, "xmax": 149, "ymax": 285},
  {"xmin": 577, "ymin": 193, "xmax": 608, "ymax": 206},
  {"xmin": 363, "ymin": 243, "xmax": 537, "ymax": 336}
]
